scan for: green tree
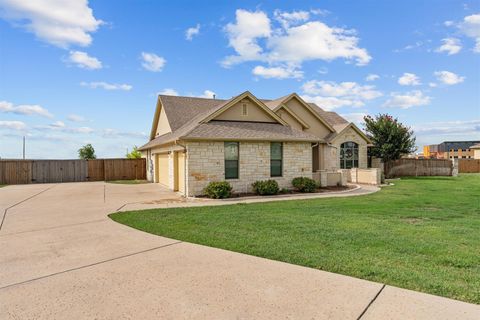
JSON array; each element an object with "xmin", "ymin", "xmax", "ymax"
[
  {"xmin": 126, "ymin": 146, "xmax": 142, "ymax": 159},
  {"xmin": 364, "ymin": 114, "xmax": 416, "ymax": 162},
  {"xmin": 78, "ymin": 143, "xmax": 96, "ymax": 159}
]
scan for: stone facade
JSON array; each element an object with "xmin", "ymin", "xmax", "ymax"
[
  {"xmin": 185, "ymin": 141, "xmax": 312, "ymax": 196},
  {"xmin": 328, "ymin": 126, "xmax": 369, "ymax": 170}
]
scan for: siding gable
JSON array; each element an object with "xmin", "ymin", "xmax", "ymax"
[
  {"xmin": 284, "ymin": 97, "xmax": 332, "ymax": 138},
  {"xmin": 213, "ymin": 97, "xmax": 278, "ymax": 123}
]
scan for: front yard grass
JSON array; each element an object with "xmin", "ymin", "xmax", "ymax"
[{"xmin": 109, "ymin": 174, "xmax": 480, "ymax": 304}]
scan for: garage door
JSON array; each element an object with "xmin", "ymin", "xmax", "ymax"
[{"xmin": 155, "ymin": 153, "xmax": 169, "ymax": 186}]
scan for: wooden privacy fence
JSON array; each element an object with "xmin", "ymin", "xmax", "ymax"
[
  {"xmin": 0, "ymin": 158, "xmax": 146, "ymax": 185},
  {"xmin": 384, "ymin": 158, "xmax": 452, "ymax": 178},
  {"xmin": 458, "ymin": 159, "xmax": 480, "ymax": 173}
]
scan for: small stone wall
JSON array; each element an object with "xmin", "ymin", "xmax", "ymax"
[
  {"xmin": 350, "ymin": 168, "xmax": 381, "ymax": 185},
  {"xmin": 313, "ymin": 170, "xmax": 347, "ymax": 187}
]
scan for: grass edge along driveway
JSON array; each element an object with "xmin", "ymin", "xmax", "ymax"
[{"xmin": 110, "ymin": 175, "xmax": 480, "ymax": 304}]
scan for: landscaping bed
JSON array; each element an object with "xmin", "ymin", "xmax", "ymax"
[
  {"xmin": 197, "ymin": 185, "xmax": 353, "ymax": 199},
  {"xmin": 110, "ymin": 174, "xmax": 480, "ymax": 304}
]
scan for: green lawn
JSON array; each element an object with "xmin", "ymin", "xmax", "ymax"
[
  {"xmin": 109, "ymin": 174, "xmax": 480, "ymax": 303},
  {"xmin": 106, "ymin": 179, "xmax": 149, "ymax": 184}
]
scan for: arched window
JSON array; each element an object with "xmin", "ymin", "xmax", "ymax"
[{"xmin": 340, "ymin": 142, "xmax": 359, "ymax": 169}]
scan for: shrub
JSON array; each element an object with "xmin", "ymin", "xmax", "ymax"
[
  {"xmin": 204, "ymin": 181, "xmax": 232, "ymax": 199},
  {"xmin": 292, "ymin": 177, "xmax": 317, "ymax": 193},
  {"xmin": 252, "ymin": 180, "xmax": 279, "ymax": 195}
]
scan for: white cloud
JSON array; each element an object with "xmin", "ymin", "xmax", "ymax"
[
  {"xmin": 140, "ymin": 52, "xmax": 166, "ymax": 72},
  {"xmin": 460, "ymin": 13, "xmax": 480, "ymax": 52},
  {"xmin": 50, "ymin": 121, "xmax": 65, "ymax": 128},
  {"xmin": 340, "ymin": 112, "xmax": 367, "ymax": 126},
  {"xmin": 185, "ymin": 24, "xmax": 200, "ymax": 40},
  {"xmin": 0, "ymin": 100, "xmax": 53, "ymax": 118},
  {"xmin": 0, "ymin": 120, "xmax": 27, "ymax": 130},
  {"xmin": 436, "ymin": 38, "xmax": 462, "ymax": 55},
  {"xmin": 80, "ymin": 81, "xmax": 132, "ymax": 91},
  {"xmin": 398, "ymin": 73, "xmax": 421, "ymax": 86},
  {"xmin": 222, "ymin": 10, "xmax": 272, "ymax": 67},
  {"xmin": 35, "ymin": 122, "xmax": 94, "ymax": 134},
  {"xmin": 429, "ymin": 82, "xmax": 437, "ymax": 88},
  {"xmin": 414, "ymin": 120, "xmax": 480, "ymax": 138},
  {"xmin": 273, "ymin": 9, "xmax": 310, "ymax": 28},
  {"xmin": 222, "ymin": 9, "xmax": 371, "ymax": 70},
  {"xmin": 301, "ymin": 80, "xmax": 382, "ymax": 110},
  {"xmin": 67, "ymin": 114, "xmax": 86, "ymax": 122},
  {"xmin": 102, "ymin": 128, "xmax": 148, "ymax": 139},
  {"xmin": 365, "ymin": 74, "xmax": 379, "ymax": 81},
  {"xmin": 252, "ymin": 65, "xmax": 303, "ymax": 79},
  {"xmin": 158, "ymin": 89, "xmax": 215, "ymax": 98},
  {"xmin": 197, "ymin": 90, "xmax": 216, "ymax": 98},
  {"xmin": 434, "ymin": 70, "xmax": 465, "ymax": 85},
  {"xmin": 267, "ymin": 21, "xmax": 371, "ymax": 66},
  {"xmin": 383, "ymin": 90, "xmax": 431, "ymax": 109},
  {"xmin": 0, "ymin": 0, "xmax": 102, "ymax": 48},
  {"xmin": 67, "ymin": 51, "xmax": 102, "ymax": 69},
  {"xmin": 445, "ymin": 13, "xmax": 480, "ymax": 53},
  {"xmin": 158, "ymin": 88, "xmax": 179, "ymax": 96}
]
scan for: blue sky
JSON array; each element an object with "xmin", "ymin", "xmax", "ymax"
[{"xmin": 0, "ymin": 0, "xmax": 479, "ymax": 159}]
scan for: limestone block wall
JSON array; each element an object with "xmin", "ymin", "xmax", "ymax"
[
  {"xmin": 185, "ymin": 141, "xmax": 312, "ymax": 196},
  {"xmin": 328, "ymin": 127, "xmax": 369, "ymax": 170}
]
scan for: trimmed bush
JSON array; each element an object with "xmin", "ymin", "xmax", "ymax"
[
  {"xmin": 252, "ymin": 180, "xmax": 279, "ymax": 195},
  {"xmin": 292, "ymin": 177, "xmax": 317, "ymax": 193},
  {"xmin": 204, "ymin": 181, "xmax": 232, "ymax": 199}
]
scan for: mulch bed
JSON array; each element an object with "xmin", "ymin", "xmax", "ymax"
[{"xmin": 198, "ymin": 185, "xmax": 354, "ymax": 199}]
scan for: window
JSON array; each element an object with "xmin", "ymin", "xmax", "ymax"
[
  {"xmin": 225, "ymin": 142, "xmax": 239, "ymax": 179},
  {"xmin": 340, "ymin": 142, "xmax": 359, "ymax": 169},
  {"xmin": 242, "ymin": 103, "xmax": 248, "ymax": 116},
  {"xmin": 270, "ymin": 142, "xmax": 283, "ymax": 177}
]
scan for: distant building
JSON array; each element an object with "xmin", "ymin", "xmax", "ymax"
[
  {"xmin": 423, "ymin": 141, "xmax": 480, "ymax": 159},
  {"xmin": 470, "ymin": 143, "xmax": 480, "ymax": 160}
]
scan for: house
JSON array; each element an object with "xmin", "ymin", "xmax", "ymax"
[
  {"xmin": 423, "ymin": 141, "xmax": 480, "ymax": 159},
  {"xmin": 470, "ymin": 143, "xmax": 480, "ymax": 160},
  {"xmin": 139, "ymin": 91, "xmax": 371, "ymax": 196}
]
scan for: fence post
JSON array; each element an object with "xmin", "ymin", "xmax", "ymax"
[{"xmin": 103, "ymin": 159, "xmax": 107, "ymax": 181}]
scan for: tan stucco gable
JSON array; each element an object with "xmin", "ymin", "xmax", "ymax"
[
  {"xmin": 282, "ymin": 95, "xmax": 334, "ymax": 138},
  {"xmin": 201, "ymin": 91, "xmax": 288, "ymax": 126},
  {"xmin": 214, "ymin": 96, "xmax": 277, "ymax": 123},
  {"xmin": 149, "ymin": 97, "xmax": 172, "ymax": 140},
  {"xmin": 155, "ymin": 105, "xmax": 172, "ymax": 137},
  {"xmin": 330, "ymin": 123, "xmax": 371, "ymax": 145}
]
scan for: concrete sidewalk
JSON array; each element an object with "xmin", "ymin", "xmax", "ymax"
[{"xmin": 0, "ymin": 182, "xmax": 478, "ymax": 319}]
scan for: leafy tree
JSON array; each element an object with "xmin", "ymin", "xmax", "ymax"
[
  {"xmin": 126, "ymin": 146, "xmax": 142, "ymax": 159},
  {"xmin": 363, "ymin": 114, "xmax": 416, "ymax": 162},
  {"xmin": 78, "ymin": 143, "xmax": 96, "ymax": 160}
]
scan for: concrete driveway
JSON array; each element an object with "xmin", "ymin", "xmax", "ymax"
[{"xmin": 0, "ymin": 182, "xmax": 478, "ymax": 319}]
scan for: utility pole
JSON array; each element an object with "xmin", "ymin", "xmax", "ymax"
[{"xmin": 23, "ymin": 136, "xmax": 25, "ymax": 159}]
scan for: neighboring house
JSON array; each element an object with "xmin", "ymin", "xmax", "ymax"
[
  {"xmin": 139, "ymin": 91, "xmax": 371, "ymax": 196},
  {"xmin": 424, "ymin": 141, "xmax": 480, "ymax": 159},
  {"xmin": 470, "ymin": 144, "xmax": 480, "ymax": 160}
]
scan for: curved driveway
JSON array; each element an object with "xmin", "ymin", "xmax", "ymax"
[{"xmin": 0, "ymin": 182, "xmax": 478, "ymax": 319}]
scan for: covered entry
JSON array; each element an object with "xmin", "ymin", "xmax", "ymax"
[{"xmin": 155, "ymin": 153, "xmax": 169, "ymax": 186}]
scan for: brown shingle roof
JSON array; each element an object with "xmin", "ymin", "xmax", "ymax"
[
  {"xmin": 160, "ymin": 95, "xmax": 227, "ymax": 131},
  {"xmin": 140, "ymin": 93, "xmax": 353, "ymax": 150},
  {"xmin": 307, "ymin": 103, "xmax": 349, "ymax": 127}
]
